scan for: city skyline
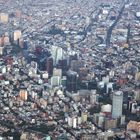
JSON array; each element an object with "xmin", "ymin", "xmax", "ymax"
[{"xmin": 0, "ymin": 0, "xmax": 140, "ymax": 140}]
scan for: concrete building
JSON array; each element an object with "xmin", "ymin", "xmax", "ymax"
[
  {"xmin": 0, "ymin": 13, "xmax": 8, "ymax": 23},
  {"xmin": 127, "ymin": 121, "xmax": 140, "ymax": 134},
  {"xmin": 51, "ymin": 46, "xmax": 63, "ymax": 65},
  {"xmin": 51, "ymin": 76, "xmax": 61, "ymax": 87},
  {"xmin": 90, "ymin": 90, "xmax": 97, "ymax": 104},
  {"xmin": 14, "ymin": 30, "xmax": 22, "ymax": 41},
  {"xmin": 19, "ymin": 90, "xmax": 28, "ymax": 101},
  {"xmin": 112, "ymin": 91, "xmax": 123, "ymax": 118},
  {"xmin": 104, "ymin": 118, "xmax": 117, "ymax": 130}
]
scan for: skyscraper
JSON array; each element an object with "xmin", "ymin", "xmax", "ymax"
[
  {"xmin": 112, "ymin": 91, "xmax": 123, "ymax": 118},
  {"xmin": 46, "ymin": 57, "xmax": 53, "ymax": 76},
  {"xmin": 51, "ymin": 46, "xmax": 63, "ymax": 65},
  {"xmin": 66, "ymin": 70, "xmax": 78, "ymax": 93},
  {"xmin": 14, "ymin": 30, "xmax": 22, "ymax": 41}
]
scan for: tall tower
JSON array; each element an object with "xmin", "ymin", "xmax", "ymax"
[
  {"xmin": 46, "ymin": 57, "xmax": 53, "ymax": 76},
  {"xmin": 112, "ymin": 91, "xmax": 123, "ymax": 118},
  {"xmin": 66, "ymin": 70, "xmax": 78, "ymax": 93},
  {"xmin": 51, "ymin": 46, "xmax": 63, "ymax": 65}
]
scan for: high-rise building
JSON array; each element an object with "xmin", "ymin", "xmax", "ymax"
[
  {"xmin": 14, "ymin": 30, "xmax": 22, "ymax": 41},
  {"xmin": 51, "ymin": 46, "xmax": 63, "ymax": 65},
  {"xmin": 58, "ymin": 59, "xmax": 67, "ymax": 71},
  {"xmin": 112, "ymin": 91, "xmax": 123, "ymax": 118},
  {"xmin": 19, "ymin": 90, "xmax": 28, "ymax": 101},
  {"xmin": 135, "ymin": 72, "xmax": 140, "ymax": 81},
  {"xmin": 68, "ymin": 116, "xmax": 73, "ymax": 127},
  {"xmin": 0, "ymin": 47, "xmax": 3, "ymax": 55},
  {"xmin": 82, "ymin": 112, "xmax": 88, "ymax": 123},
  {"xmin": 106, "ymin": 82, "xmax": 113, "ymax": 94},
  {"xmin": 50, "ymin": 76, "xmax": 61, "ymax": 87},
  {"xmin": 134, "ymin": 89, "xmax": 140, "ymax": 101},
  {"xmin": 46, "ymin": 57, "xmax": 53, "ymax": 76},
  {"xmin": 66, "ymin": 70, "xmax": 78, "ymax": 93},
  {"xmin": 90, "ymin": 90, "xmax": 97, "ymax": 104},
  {"xmin": 0, "ymin": 37, "xmax": 4, "ymax": 46},
  {"xmin": 72, "ymin": 117, "xmax": 77, "ymax": 128},
  {"xmin": 0, "ymin": 13, "xmax": 9, "ymax": 23}
]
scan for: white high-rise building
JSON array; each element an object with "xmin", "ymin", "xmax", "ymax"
[
  {"xmin": 51, "ymin": 46, "xmax": 63, "ymax": 65},
  {"xmin": 14, "ymin": 30, "xmax": 22, "ymax": 41},
  {"xmin": 0, "ymin": 13, "xmax": 9, "ymax": 23},
  {"xmin": 106, "ymin": 82, "xmax": 113, "ymax": 94},
  {"xmin": 68, "ymin": 117, "xmax": 73, "ymax": 127},
  {"xmin": 72, "ymin": 117, "xmax": 77, "ymax": 128},
  {"xmin": 112, "ymin": 91, "xmax": 123, "ymax": 118},
  {"xmin": 90, "ymin": 90, "xmax": 97, "ymax": 104},
  {"xmin": 0, "ymin": 47, "xmax": 3, "ymax": 55}
]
